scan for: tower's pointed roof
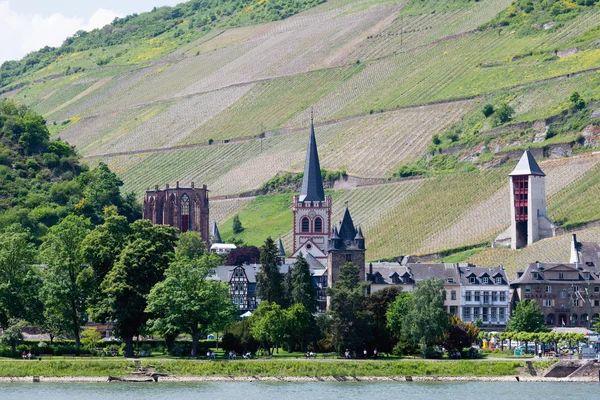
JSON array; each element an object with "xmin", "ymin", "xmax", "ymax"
[
  {"xmin": 510, "ymin": 150, "xmax": 545, "ymax": 176},
  {"xmin": 211, "ymin": 220, "xmax": 222, "ymax": 244},
  {"xmin": 338, "ymin": 206, "xmax": 356, "ymax": 241},
  {"xmin": 277, "ymin": 237, "xmax": 286, "ymax": 257},
  {"xmin": 330, "ymin": 225, "xmax": 339, "ymax": 239},
  {"xmin": 355, "ymin": 226, "xmax": 364, "ymax": 240},
  {"xmin": 299, "ymin": 117, "xmax": 325, "ymax": 202}
]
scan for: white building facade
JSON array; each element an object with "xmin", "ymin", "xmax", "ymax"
[{"xmin": 458, "ymin": 265, "xmax": 510, "ymax": 328}]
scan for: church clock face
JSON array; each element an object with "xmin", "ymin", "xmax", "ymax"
[{"xmin": 308, "ymin": 210, "xmax": 316, "ymax": 218}]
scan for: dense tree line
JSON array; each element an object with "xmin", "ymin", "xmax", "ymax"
[{"xmin": 0, "ymin": 100, "xmax": 140, "ymax": 240}]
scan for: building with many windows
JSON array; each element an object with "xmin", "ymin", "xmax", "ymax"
[{"xmin": 458, "ymin": 265, "xmax": 510, "ymax": 328}]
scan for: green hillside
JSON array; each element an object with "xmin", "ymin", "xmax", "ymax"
[{"xmin": 3, "ymin": 0, "xmax": 600, "ymax": 261}]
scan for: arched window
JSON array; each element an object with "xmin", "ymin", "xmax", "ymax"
[
  {"xmin": 301, "ymin": 217, "xmax": 310, "ymax": 232},
  {"xmin": 314, "ymin": 217, "xmax": 322, "ymax": 232},
  {"xmin": 181, "ymin": 194, "xmax": 190, "ymax": 215},
  {"xmin": 181, "ymin": 194, "xmax": 190, "ymax": 233}
]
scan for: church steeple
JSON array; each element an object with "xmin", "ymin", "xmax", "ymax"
[
  {"xmin": 299, "ymin": 114, "xmax": 325, "ymax": 202},
  {"xmin": 211, "ymin": 220, "xmax": 222, "ymax": 244}
]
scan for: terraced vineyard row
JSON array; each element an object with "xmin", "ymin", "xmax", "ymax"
[
  {"xmin": 420, "ymin": 155, "xmax": 600, "ymax": 253},
  {"xmin": 345, "ymin": 0, "xmax": 513, "ymax": 62},
  {"xmin": 469, "ymin": 226, "xmax": 600, "ymax": 279},
  {"xmin": 211, "ymin": 197, "xmax": 255, "ymax": 226},
  {"xmin": 549, "ymin": 158, "xmax": 600, "ymax": 227},
  {"xmin": 96, "ymin": 99, "xmax": 474, "ymax": 197},
  {"xmin": 59, "ymin": 101, "xmax": 175, "ymax": 154},
  {"xmin": 90, "ymin": 84, "xmax": 255, "ymax": 156}
]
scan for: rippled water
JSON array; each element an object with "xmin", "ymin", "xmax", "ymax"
[{"xmin": 0, "ymin": 382, "xmax": 598, "ymax": 400}]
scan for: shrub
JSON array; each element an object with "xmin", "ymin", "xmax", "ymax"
[
  {"xmin": 482, "ymin": 104, "xmax": 495, "ymax": 118},
  {"xmin": 493, "ymin": 103, "xmax": 515, "ymax": 126}
]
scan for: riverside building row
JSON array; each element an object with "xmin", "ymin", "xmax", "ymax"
[{"xmin": 143, "ymin": 120, "xmax": 600, "ymax": 329}]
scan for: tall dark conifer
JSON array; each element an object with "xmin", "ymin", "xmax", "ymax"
[
  {"xmin": 292, "ymin": 253, "xmax": 317, "ymax": 313},
  {"xmin": 256, "ymin": 237, "xmax": 285, "ymax": 305}
]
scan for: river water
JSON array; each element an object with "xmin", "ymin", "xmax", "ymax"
[{"xmin": 0, "ymin": 382, "xmax": 597, "ymax": 400}]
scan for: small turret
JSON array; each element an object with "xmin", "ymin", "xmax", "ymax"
[
  {"xmin": 328, "ymin": 225, "xmax": 341, "ymax": 250},
  {"xmin": 211, "ymin": 220, "xmax": 222, "ymax": 244},
  {"xmin": 355, "ymin": 226, "xmax": 365, "ymax": 250},
  {"xmin": 277, "ymin": 237, "xmax": 286, "ymax": 259}
]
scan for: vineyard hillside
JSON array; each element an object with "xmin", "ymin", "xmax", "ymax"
[{"xmin": 4, "ymin": 0, "xmax": 600, "ymax": 261}]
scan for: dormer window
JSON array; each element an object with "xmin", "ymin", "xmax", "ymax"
[
  {"xmin": 482, "ymin": 277, "xmax": 489, "ymax": 284},
  {"xmin": 469, "ymin": 277, "xmax": 476, "ymax": 284},
  {"xmin": 495, "ymin": 277, "xmax": 502, "ymax": 284},
  {"xmin": 532, "ymin": 272, "xmax": 538, "ymax": 279},
  {"xmin": 447, "ymin": 278, "xmax": 455, "ymax": 283}
]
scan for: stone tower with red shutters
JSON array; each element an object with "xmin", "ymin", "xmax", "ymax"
[{"xmin": 509, "ymin": 151, "xmax": 554, "ymax": 249}]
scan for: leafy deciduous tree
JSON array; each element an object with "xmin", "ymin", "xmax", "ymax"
[
  {"xmin": 507, "ymin": 299, "xmax": 547, "ymax": 333},
  {"xmin": 40, "ymin": 215, "xmax": 92, "ymax": 352},
  {"xmin": 147, "ymin": 254, "xmax": 235, "ymax": 356},
  {"xmin": 0, "ymin": 224, "xmax": 42, "ymax": 330},
  {"xmin": 94, "ymin": 221, "xmax": 178, "ymax": 357}
]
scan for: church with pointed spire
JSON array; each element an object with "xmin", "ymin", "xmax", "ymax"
[
  {"xmin": 291, "ymin": 117, "xmax": 366, "ymax": 291},
  {"xmin": 291, "ymin": 117, "xmax": 333, "ymax": 261}
]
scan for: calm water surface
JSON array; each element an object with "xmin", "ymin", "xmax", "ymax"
[{"xmin": 0, "ymin": 382, "xmax": 598, "ymax": 400}]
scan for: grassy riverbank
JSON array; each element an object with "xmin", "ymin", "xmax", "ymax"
[{"xmin": 0, "ymin": 359, "xmax": 557, "ymax": 378}]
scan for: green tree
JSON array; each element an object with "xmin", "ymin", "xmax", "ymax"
[
  {"xmin": 325, "ymin": 262, "xmax": 373, "ymax": 353},
  {"xmin": 147, "ymin": 254, "xmax": 234, "ymax": 356},
  {"xmin": 0, "ymin": 319, "xmax": 26, "ymax": 355},
  {"xmin": 284, "ymin": 303, "xmax": 315, "ymax": 352},
  {"xmin": 256, "ymin": 237, "xmax": 285, "ymax": 305},
  {"xmin": 250, "ymin": 301, "xmax": 287, "ymax": 354},
  {"xmin": 403, "ymin": 278, "xmax": 449, "ymax": 356},
  {"xmin": 282, "ymin": 268, "xmax": 294, "ymax": 308},
  {"xmin": 232, "ymin": 214, "xmax": 243, "ymax": 234},
  {"xmin": 506, "ymin": 299, "xmax": 547, "ymax": 332},
  {"xmin": 76, "ymin": 163, "xmax": 141, "ymax": 224},
  {"xmin": 493, "ymin": 103, "xmax": 515, "ymax": 125},
  {"xmin": 365, "ymin": 286, "xmax": 402, "ymax": 353},
  {"xmin": 569, "ymin": 91, "xmax": 586, "ymax": 110},
  {"xmin": 80, "ymin": 328, "xmax": 102, "ymax": 353},
  {"xmin": 40, "ymin": 215, "xmax": 92, "ymax": 352},
  {"xmin": 291, "ymin": 253, "xmax": 317, "ymax": 313},
  {"xmin": 0, "ymin": 224, "xmax": 42, "ymax": 330},
  {"xmin": 176, "ymin": 230, "xmax": 206, "ymax": 260},
  {"xmin": 94, "ymin": 221, "xmax": 178, "ymax": 357},
  {"xmin": 386, "ymin": 291, "xmax": 414, "ymax": 355},
  {"xmin": 482, "ymin": 104, "xmax": 495, "ymax": 118},
  {"xmin": 81, "ymin": 215, "xmax": 132, "ymax": 302}
]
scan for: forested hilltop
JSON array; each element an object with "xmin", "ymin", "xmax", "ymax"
[
  {"xmin": 3, "ymin": 0, "xmax": 600, "ymax": 269},
  {"xmin": 0, "ymin": 100, "xmax": 139, "ymax": 241}
]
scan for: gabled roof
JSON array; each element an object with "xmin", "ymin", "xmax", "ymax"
[
  {"xmin": 211, "ymin": 220, "xmax": 222, "ymax": 244},
  {"xmin": 457, "ymin": 265, "xmax": 508, "ymax": 286},
  {"xmin": 509, "ymin": 150, "xmax": 545, "ymax": 176},
  {"xmin": 299, "ymin": 120, "xmax": 325, "ymax": 202}
]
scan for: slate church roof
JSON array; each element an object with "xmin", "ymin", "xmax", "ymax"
[
  {"xmin": 299, "ymin": 119, "xmax": 325, "ymax": 202},
  {"xmin": 211, "ymin": 220, "xmax": 222, "ymax": 244}
]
